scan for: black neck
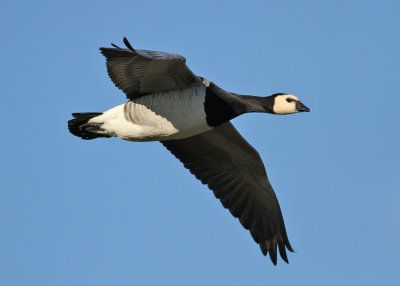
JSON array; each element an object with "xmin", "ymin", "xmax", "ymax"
[
  {"xmin": 204, "ymin": 82, "xmax": 275, "ymax": 127},
  {"xmin": 238, "ymin": 95, "xmax": 275, "ymax": 114}
]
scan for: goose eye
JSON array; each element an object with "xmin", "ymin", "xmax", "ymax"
[{"xmin": 286, "ymin": 98, "xmax": 293, "ymax": 103}]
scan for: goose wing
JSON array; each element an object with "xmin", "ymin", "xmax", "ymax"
[
  {"xmin": 161, "ymin": 122, "xmax": 293, "ymax": 265},
  {"xmin": 100, "ymin": 38, "xmax": 202, "ymax": 99}
]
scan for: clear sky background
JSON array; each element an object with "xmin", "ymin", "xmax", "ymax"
[{"xmin": 1, "ymin": 0, "xmax": 399, "ymax": 285}]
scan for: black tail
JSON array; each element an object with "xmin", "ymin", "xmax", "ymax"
[{"xmin": 68, "ymin": 113, "xmax": 111, "ymax": 140}]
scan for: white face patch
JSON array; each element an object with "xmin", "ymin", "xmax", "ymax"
[{"xmin": 273, "ymin": 94, "xmax": 299, "ymax": 114}]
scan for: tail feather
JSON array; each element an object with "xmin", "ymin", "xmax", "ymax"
[{"xmin": 68, "ymin": 112, "xmax": 111, "ymax": 140}]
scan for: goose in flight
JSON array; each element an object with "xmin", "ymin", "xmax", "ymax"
[{"xmin": 68, "ymin": 38, "xmax": 310, "ymax": 265}]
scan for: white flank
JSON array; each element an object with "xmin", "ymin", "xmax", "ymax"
[{"xmin": 89, "ymin": 85, "xmax": 212, "ymax": 141}]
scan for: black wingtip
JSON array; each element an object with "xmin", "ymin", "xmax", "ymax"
[
  {"xmin": 278, "ymin": 243, "xmax": 289, "ymax": 263},
  {"xmin": 286, "ymin": 240, "xmax": 294, "ymax": 253},
  {"xmin": 123, "ymin": 37, "xmax": 135, "ymax": 51},
  {"xmin": 111, "ymin": 43, "xmax": 122, "ymax": 49},
  {"xmin": 260, "ymin": 241, "xmax": 277, "ymax": 265},
  {"xmin": 269, "ymin": 246, "xmax": 278, "ymax": 265},
  {"xmin": 260, "ymin": 238, "xmax": 294, "ymax": 265}
]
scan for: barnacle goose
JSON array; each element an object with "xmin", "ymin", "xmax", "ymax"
[{"xmin": 68, "ymin": 37, "xmax": 310, "ymax": 265}]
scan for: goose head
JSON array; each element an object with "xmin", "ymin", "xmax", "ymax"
[{"xmin": 271, "ymin": 93, "xmax": 310, "ymax": 114}]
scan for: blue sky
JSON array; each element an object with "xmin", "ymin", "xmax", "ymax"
[{"xmin": 1, "ymin": 0, "xmax": 399, "ymax": 285}]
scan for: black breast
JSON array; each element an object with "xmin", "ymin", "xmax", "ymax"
[{"xmin": 204, "ymin": 86, "xmax": 238, "ymax": 127}]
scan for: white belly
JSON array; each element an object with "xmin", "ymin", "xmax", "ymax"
[{"xmin": 94, "ymin": 85, "xmax": 212, "ymax": 141}]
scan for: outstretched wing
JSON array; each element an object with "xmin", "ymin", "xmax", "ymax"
[
  {"xmin": 161, "ymin": 122, "xmax": 293, "ymax": 265},
  {"xmin": 100, "ymin": 38, "xmax": 202, "ymax": 99}
]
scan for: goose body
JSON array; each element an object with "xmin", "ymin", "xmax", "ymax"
[
  {"xmin": 68, "ymin": 38, "xmax": 310, "ymax": 265},
  {"xmin": 89, "ymin": 85, "xmax": 211, "ymax": 141}
]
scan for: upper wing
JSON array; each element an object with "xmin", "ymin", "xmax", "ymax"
[
  {"xmin": 100, "ymin": 38, "xmax": 202, "ymax": 99},
  {"xmin": 161, "ymin": 122, "xmax": 293, "ymax": 265}
]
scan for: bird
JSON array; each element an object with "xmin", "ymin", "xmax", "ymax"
[{"xmin": 68, "ymin": 37, "xmax": 310, "ymax": 265}]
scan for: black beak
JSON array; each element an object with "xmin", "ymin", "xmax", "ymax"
[{"xmin": 296, "ymin": 101, "xmax": 310, "ymax": 112}]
